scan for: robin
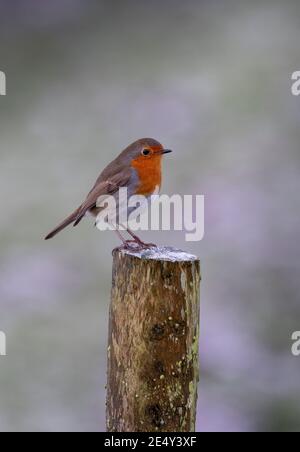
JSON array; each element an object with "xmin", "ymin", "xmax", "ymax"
[{"xmin": 45, "ymin": 138, "xmax": 172, "ymax": 248}]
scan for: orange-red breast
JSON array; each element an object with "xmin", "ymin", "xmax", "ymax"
[{"xmin": 45, "ymin": 138, "xmax": 172, "ymax": 248}]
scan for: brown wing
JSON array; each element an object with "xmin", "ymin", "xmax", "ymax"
[
  {"xmin": 73, "ymin": 168, "xmax": 132, "ymax": 226},
  {"xmin": 45, "ymin": 165, "xmax": 132, "ymax": 240}
]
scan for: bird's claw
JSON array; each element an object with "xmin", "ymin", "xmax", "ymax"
[
  {"xmin": 112, "ymin": 240, "xmax": 157, "ymax": 255},
  {"xmin": 126, "ymin": 240, "xmax": 157, "ymax": 250}
]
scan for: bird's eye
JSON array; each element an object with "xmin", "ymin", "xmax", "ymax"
[{"xmin": 142, "ymin": 149, "xmax": 151, "ymax": 156}]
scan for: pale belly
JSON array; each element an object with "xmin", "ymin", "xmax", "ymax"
[{"xmin": 93, "ymin": 185, "xmax": 160, "ymax": 228}]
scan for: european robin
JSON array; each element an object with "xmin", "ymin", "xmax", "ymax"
[{"xmin": 45, "ymin": 138, "xmax": 172, "ymax": 248}]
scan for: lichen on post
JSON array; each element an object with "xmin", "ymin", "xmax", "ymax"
[{"xmin": 106, "ymin": 246, "xmax": 201, "ymax": 432}]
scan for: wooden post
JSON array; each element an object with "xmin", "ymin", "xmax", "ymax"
[{"xmin": 106, "ymin": 247, "xmax": 201, "ymax": 432}]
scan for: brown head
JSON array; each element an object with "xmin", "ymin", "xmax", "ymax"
[{"xmin": 118, "ymin": 138, "xmax": 172, "ymax": 164}]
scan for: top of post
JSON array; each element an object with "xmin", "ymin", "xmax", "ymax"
[{"xmin": 115, "ymin": 246, "xmax": 199, "ymax": 263}]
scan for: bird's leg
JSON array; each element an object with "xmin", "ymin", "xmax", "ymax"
[
  {"xmin": 114, "ymin": 228, "xmax": 127, "ymax": 246},
  {"xmin": 125, "ymin": 226, "xmax": 157, "ymax": 249},
  {"xmin": 112, "ymin": 225, "xmax": 140, "ymax": 253}
]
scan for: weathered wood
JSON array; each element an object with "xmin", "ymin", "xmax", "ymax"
[{"xmin": 106, "ymin": 246, "xmax": 201, "ymax": 432}]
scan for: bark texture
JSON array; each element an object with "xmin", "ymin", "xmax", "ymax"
[{"xmin": 106, "ymin": 247, "xmax": 201, "ymax": 432}]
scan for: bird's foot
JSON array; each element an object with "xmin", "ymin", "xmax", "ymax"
[
  {"xmin": 126, "ymin": 240, "xmax": 157, "ymax": 250},
  {"xmin": 112, "ymin": 240, "xmax": 157, "ymax": 254},
  {"xmin": 112, "ymin": 241, "xmax": 141, "ymax": 254}
]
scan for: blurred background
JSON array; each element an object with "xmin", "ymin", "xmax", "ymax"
[{"xmin": 0, "ymin": 0, "xmax": 300, "ymax": 432}]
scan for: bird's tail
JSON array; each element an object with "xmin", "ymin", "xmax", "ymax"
[{"xmin": 44, "ymin": 206, "xmax": 82, "ymax": 240}]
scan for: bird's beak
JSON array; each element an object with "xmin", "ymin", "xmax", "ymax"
[{"xmin": 159, "ymin": 149, "xmax": 173, "ymax": 155}]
